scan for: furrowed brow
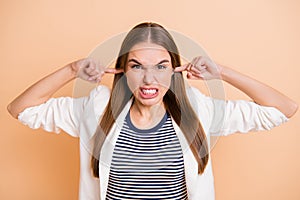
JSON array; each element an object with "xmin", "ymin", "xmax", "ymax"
[
  {"xmin": 128, "ymin": 59, "xmax": 142, "ymax": 65},
  {"xmin": 156, "ymin": 60, "xmax": 170, "ymax": 65},
  {"xmin": 128, "ymin": 59, "xmax": 170, "ymax": 65}
]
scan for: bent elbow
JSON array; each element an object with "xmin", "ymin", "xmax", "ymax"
[
  {"xmin": 7, "ymin": 103, "xmax": 19, "ymax": 119},
  {"xmin": 285, "ymin": 101, "xmax": 298, "ymax": 118}
]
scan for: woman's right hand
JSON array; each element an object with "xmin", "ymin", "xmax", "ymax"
[
  {"xmin": 7, "ymin": 58, "xmax": 124, "ymax": 119},
  {"xmin": 70, "ymin": 58, "xmax": 124, "ymax": 83}
]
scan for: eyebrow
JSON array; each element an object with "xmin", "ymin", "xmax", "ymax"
[{"xmin": 128, "ymin": 58, "xmax": 170, "ymax": 65}]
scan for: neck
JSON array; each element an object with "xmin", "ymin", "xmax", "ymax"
[{"xmin": 130, "ymin": 100, "xmax": 166, "ymax": 129}]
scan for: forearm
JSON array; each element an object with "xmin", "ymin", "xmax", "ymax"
[
  {"xmin": 7, "ymin": 64, "xmax": 77, "ymax": 118},
  {"xmin": 219, "ymin": 65, "xmax": 298, "ymax": 118}
]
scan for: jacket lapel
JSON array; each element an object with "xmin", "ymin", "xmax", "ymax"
[{"xmin": 98, "ymin": 99, "xmax": 133, "ymax": 199}]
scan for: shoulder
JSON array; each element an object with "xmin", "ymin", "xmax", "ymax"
[
  {"xmin": 185, "ymin": 86, "xmax": 219, "ymax": 129},
  {"xmin": 186, "ymin": 86, "xmax": 208, "ymax": 97},
  {"xmin": 89, "ymin": 85, "xmax": 111, "ymax": 98},
  {"xmin": 186, "ymin": 86, "xmax": 212, "ymax": 105},
  {"xmin": 84, "ymin": 85, "xmax": 111, "ymax": 105}
]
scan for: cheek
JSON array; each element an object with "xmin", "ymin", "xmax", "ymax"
[
  {"xmin": 126, "ymin": 72, "xmax": 142, "ymax": 92},
  {"xmin": 158, "ymin": 74, "xmax": 173, "ymax": 89}
]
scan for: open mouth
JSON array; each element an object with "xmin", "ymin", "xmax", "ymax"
[{"xmin": 139, "ymin": 87, "xmax": 159, "ymax": 99}]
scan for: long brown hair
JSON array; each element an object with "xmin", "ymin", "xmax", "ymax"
[{"xmin": 91, "ymin": 22, "xmax": 209, "ymax": 177}]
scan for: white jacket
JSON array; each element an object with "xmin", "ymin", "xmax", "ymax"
[{"xmin": 18, "ymin": 85, "xmax": 288, "ymax": 200}]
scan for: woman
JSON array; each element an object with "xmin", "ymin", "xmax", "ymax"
[{"xmin": 7, "ymin": 22, "xmax": 298, "ymax": 200}]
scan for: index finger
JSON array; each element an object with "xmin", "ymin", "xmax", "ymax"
[
  {"xmin": 104, "ymin": 68, "xmax": 124, "ymax": 74},
  {"xmin": 174, "ymin": 64, "xmax": 189, "ymax": 72}
]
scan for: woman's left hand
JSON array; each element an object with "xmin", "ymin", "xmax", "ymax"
[{"xmin": 174, "ymin": 56, "xmax": 222, "ymax": 80}]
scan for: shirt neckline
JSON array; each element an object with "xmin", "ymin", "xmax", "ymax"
[{"xmin": 125, "ymin": 111, "xmax": 168, "ymax": 133}]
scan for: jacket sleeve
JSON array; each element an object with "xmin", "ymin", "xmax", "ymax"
[
  {"xmin": 187, "ymin": 87, "xmax": 288, "ymax": 136},
  {"xmin": 17, "ymin": 85, "xmax": 110, "ymax": 137}
]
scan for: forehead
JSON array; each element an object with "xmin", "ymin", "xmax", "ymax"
[{"xmin": 128, "ymin": 42, "xmax": 171, "ymax": 64}]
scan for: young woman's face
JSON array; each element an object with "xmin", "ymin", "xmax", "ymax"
[{"xmin": 125, "ymin": 42, "xmax": 173, "ymax": 107}]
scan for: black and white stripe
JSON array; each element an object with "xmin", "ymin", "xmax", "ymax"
[{"xmin": 106, "ymin": 112, "xmax": 188, "ymax": 200}]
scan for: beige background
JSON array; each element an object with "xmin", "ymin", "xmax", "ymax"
[{"xmin": 1, "ymin": 0, "xmax": 300, "ymax": 199}]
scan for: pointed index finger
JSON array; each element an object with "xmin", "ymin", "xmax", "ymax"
[
  {"xmin": 174, "ymin": 64, "xmax": 189, "ymax": 72},
  {"xmin": 104, "ymin": 68, "xmax": 124, "ymax": 74}
]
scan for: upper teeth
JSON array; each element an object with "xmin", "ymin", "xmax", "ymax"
[{"xmin": 142, "ymin": 89, "xmax": 156, "ymax": 94}]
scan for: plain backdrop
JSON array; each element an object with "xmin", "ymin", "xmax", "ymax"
[{"xmin": 1, "ymin": 0, "xmax": 300, "ymax": 199}]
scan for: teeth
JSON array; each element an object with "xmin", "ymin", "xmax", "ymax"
[{"xmin": 142, "ymin": 89, "xmax": 157, "ymax": 95}]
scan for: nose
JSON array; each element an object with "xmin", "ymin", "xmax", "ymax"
[{"xmin": 142, "ymin": 68, "xmax": 156, "ymax": 84}]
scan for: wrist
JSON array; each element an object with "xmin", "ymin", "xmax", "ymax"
[
  {"xmin": 218, "ymin": 64, "xmax": 231, "ymax": 82},
  {"xmin": 67, "ymin": 63, "xmax": 79, "ymax": 79}
]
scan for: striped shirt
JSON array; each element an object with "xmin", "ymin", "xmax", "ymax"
[{"xmin": 106, "ymin": 112, "xmax": 188, "ymax": 200}]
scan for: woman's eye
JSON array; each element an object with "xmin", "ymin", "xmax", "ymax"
[
  {"xmin": 131, "ymin": 65, "xmax": 142, "ymax": 70},
  {"xmin": 156, "ymin": 65, "xmax": 167, "ymax": 70}
]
